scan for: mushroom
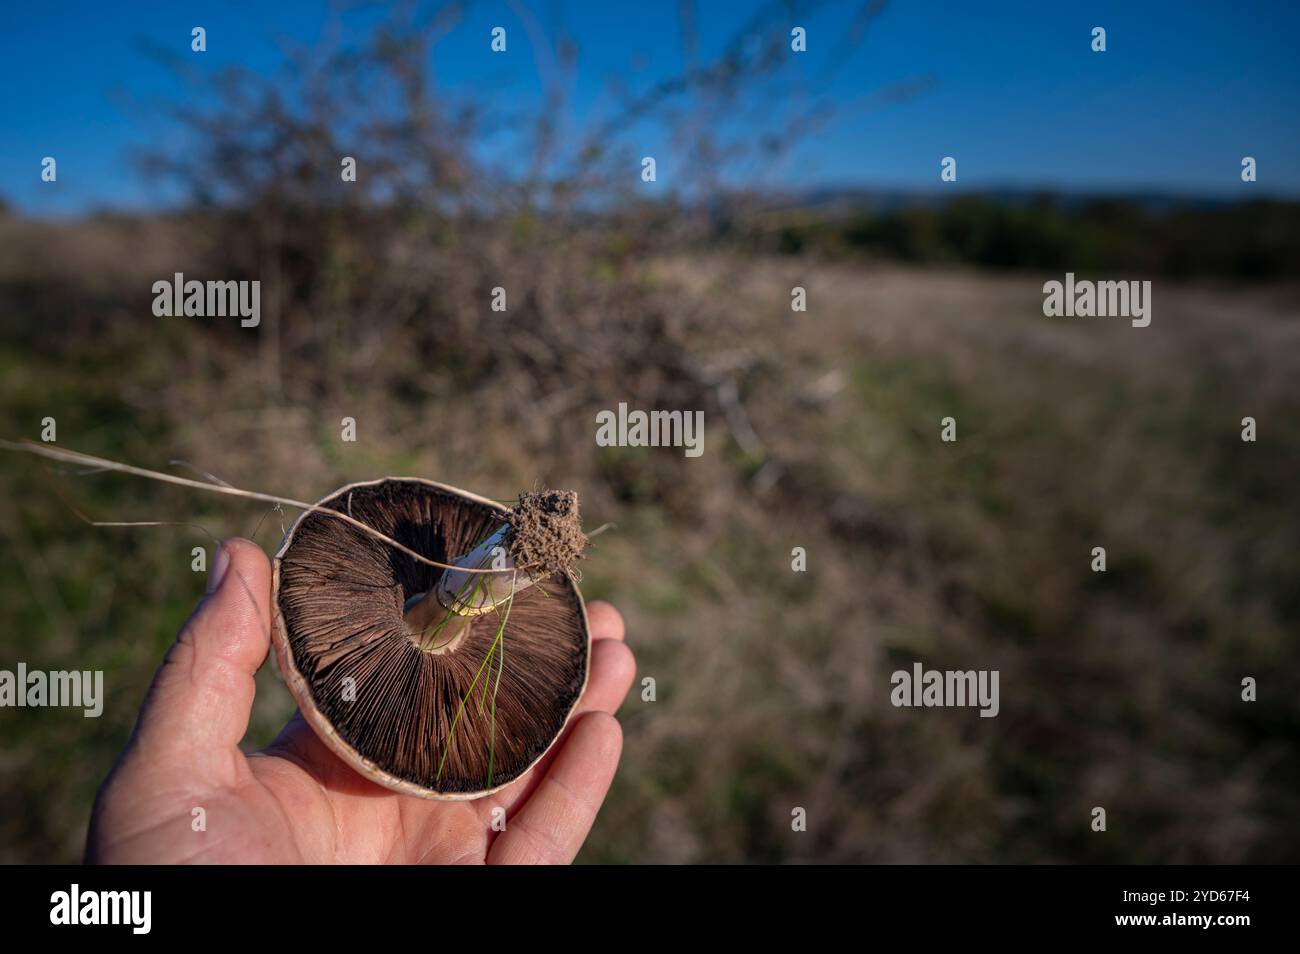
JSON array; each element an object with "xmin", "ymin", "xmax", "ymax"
[{"xmin": 271, "ymin": 478, "xmax": 591, "ymax": 799}]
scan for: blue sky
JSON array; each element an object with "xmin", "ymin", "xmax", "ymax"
[{"xmin": 3, "ymin": 0, "xmax": 1298, "ymax": 215}]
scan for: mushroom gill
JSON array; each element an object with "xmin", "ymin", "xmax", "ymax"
[{"xmin": 272, "ymin": 478, "xmax": 591, "ymax": 798}]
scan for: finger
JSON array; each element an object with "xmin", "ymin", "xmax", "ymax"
[
  {"xmin": 579, "ymin": 638, "xmax": 636, "ymax": 716},
  {"xmin": 586, "ymin": 601, "xmax": 625, "ymax": 642},
  {"xmin": 130, "ymin": 538, "xmax": 272, "ymax": 769},
  {"xmin": 488, "ymin": 712, "xmax": 622, "ymax": 865}
]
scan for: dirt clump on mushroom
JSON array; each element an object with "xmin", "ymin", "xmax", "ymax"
[{"xmin": 506, "ymin": 490, "xmax": 587, "ymax": 578}]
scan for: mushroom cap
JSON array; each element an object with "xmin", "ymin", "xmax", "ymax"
[{"xmin": 271, "ymin": 477, "xmax": 591, "ymax": 800}]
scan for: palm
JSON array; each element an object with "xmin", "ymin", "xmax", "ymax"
[{"xmin": 251, "ymin": 717, "xmax": 501, "ymax": 864}]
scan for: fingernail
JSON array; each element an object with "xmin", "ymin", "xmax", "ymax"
[{"xmin": 206, "ymin": 543, "xmax": 231, "ymax": 595}]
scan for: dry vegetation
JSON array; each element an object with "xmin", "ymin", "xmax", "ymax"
[{"xmin": 3, "ymin": 214, "xmax": 1297, "ymax": 861}]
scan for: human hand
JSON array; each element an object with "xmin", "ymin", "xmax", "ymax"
[{"xmin": 85, "ymin": 538, "xmax": 636, "ymax": 864}]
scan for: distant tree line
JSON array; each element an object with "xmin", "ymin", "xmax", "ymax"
[{"xmin": 753, "ymin": 195, "xmax": 1300, "ymax": 280}]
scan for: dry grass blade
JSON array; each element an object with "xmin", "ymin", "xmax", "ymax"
[{"xmin": 0, "ymin": 439, "xmax": 513, "ymax": 575}]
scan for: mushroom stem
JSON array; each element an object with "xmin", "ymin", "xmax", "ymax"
[
  {"xmin": 434, "ymin": 525, "xmax": 540, "ymax": 615},
  {"xmin": 403, "ymin": 525, "xmax": 539, "ymax": 651}
]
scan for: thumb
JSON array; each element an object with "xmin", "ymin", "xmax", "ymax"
[{"xmin": 129, "ymin": 538, "xmax": 273, "ymax": 771}]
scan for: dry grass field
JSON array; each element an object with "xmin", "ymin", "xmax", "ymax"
[{"xmin": 2, "ymin": 210, "xmax": 1296, "ymax": 862}]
